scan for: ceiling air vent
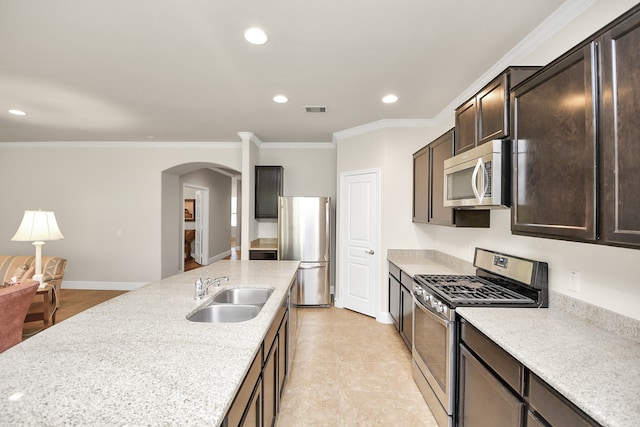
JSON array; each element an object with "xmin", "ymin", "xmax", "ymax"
[{"xmin": 304, "ymin": 106, "xmax": 326, "ymax": 113}]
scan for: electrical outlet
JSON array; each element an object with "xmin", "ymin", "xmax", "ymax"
[{"xmin": 569, "ymin": 270, "xmax": 581, "ymax": 292}]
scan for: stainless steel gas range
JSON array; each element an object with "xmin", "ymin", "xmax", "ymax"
[{"xmin": 411, "ymin": 248, "xmax": 548, "ymax": 427}]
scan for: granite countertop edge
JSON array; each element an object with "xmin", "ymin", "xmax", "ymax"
[{"xmin": 387, "ymin": 249, "xmax": 640, "ymax": 427}]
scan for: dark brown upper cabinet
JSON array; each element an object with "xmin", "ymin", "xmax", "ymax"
[
  {"xmin": 413, "ymin": 129, "xmax": 489, "ymax": 228},
  {"xmin": 255, "ymin": 166, "xmax": 283, "ymax": 219},
  {"xmin": 511, "ymin": 45, "xmax": 597, "ymax": 241},
  {"xmin": 600, "ymin": 9, "xmax": 640, "ymax": 247},
  {"xmin": 455, "ymin": 67, "xmax": 540, "ymax": 155},
  {"xmin": 512, "ymin": 4, "xmax": 640, "ymax": 249}
]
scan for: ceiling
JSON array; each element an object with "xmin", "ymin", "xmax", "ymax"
[{"xmin": 0, "ymin": 0, "xmax": 569, "ymax": 144}]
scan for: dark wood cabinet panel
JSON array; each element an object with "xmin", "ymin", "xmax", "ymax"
[
  {"xmin": 413, "ymin": 129, "xmax": 489, "ymax": 227},
  {"xmin": 458, "ymin": 345, "xmax": 525, "ymax": 427},
  {"xmin": 249, "ymin": 250, "xmax": 278, "ymax": 260},
  {"xmin": 456, "ymin": 67, "xmax": 540, "ymax": 155},
  {"xmin": 400, "ymin": 282, "xmax": 413, "ymax": 349},
  {"xmin": 388, "ymin": 274, "xmax": 400, "ymax": 330},
  {"xmin": 412, "ymin": 145, "xmax": 430, "ymax": 223},
  {"xmin": 428, "ymin": 129, "xmax": 456, "ymax": 225},
  {"xmin": 477, "ymin": 74, "xmax": 508, "ymax": 143},
  {"xmin": 455, "ymin": 98, "xmax": 477, "ymax": 154},
  {"xmin": 600, "ymin": 10, "xmax": 640, "ymax": 247},
  {"xmin": 255, "ymin": 166, "xmax": 283, "ymax": 219},
  {"xmin": 511, "ymin": 45, "xmax": 597, "ymax": 241}
]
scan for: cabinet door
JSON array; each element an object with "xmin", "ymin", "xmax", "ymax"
[
  {"xmin": 458, "ymin": 345, "xmax": 525, "ymax": 427},
  {"xmin": 255, "ymin": 166, "xmax": 283, "ymax": 219},
  {"xmin": 511, "ymin": 44, "xmax": 597, "ymax": 241},
  {"xmin": 428, "ymin": 129, "xmax": 455, "ymax": 225},
  {"xmin": 477, "ymin": 74, "xmax": 508, "ymax": 144},
  {"xmin": 241, "ymin": 378, "xmax": 263, "ymax": 427},
  {"xmin": 400, "ymin": 284, "xmax": 413, "ymax": 349},
  {"xmin": 455, "ymin": 98, "xmax": 477, "ymax": 154},
  {"xmin": 600, "ymin": 10, "xmax": 640, "ymax": 247},
  {"xmin": 263, "ymin": 339, "xmax": 278, "ymax": 427},
  {"xmin": 278, "ymin": 316, "xmax": 288, "ymax": 399},
  {"xmin": 412, "ymin": 145, "xmax": 429, "ymax": 223},
  {"xmin": 388, "ymin": 274, "xmax": 401, "ymax": 330}
]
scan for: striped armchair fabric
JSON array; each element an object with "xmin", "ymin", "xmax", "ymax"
[{"xmin": 0, "ymin": 256, "xmax": 67, "ymax": 325}]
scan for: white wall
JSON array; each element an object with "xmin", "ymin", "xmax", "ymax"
[
  {"xmin": 0, "ymin": 144, "xmax": 241, "ymax": 286},
  {"xmin": 335, "ymin": 0, "xmax": 640, "ymax": 321},
  {"xmin": 256, "ymin": 145, "xmax": 337, "ymax": 238}
]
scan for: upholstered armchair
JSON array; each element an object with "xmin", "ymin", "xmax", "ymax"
[
  {"xmin": 0, "ymin": 256, "xmax": 67, "ymax": 325},
  {"xmin": 0, "ymin": 280, "xmax": 39, "ymax": 352}
]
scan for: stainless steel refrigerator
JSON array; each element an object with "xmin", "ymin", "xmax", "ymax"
[{"xmin": 278, "ymin": 196, "xmax": 331, "ymax": 306}]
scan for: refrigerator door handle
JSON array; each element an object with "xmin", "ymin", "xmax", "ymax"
[{"xmin": 298, "ymin": 263, "xmax": 325, "ymax": 269}]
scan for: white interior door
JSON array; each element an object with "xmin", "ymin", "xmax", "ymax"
[
  {"xmin": 339, "ymin": 169, "xmax": 379, "ymax": 317},
  {"xmin": 194, "ymin": 191, "xmax": 203, "ymax": 264}
]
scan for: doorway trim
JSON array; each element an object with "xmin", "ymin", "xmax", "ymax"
[{"xmin": 335, "ymin": 168, "xmax": 381, "ymax": 320}]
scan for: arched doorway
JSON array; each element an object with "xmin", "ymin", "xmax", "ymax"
[{"xmin": 161, "ymin": 162, "xmax": 241, "ymax": 279}]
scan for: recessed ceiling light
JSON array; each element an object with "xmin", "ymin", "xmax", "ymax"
[
  {"xmin": 273, "ymin": 95, "xmax": 288, "ymax": 103},
  {"xmin": 8, "ymin": 109, "xmax": 26, "ymax": 116},
  {"xmin": 382, "ymin": 94, "xmax": 398, "ymax": 104},
  {"xmin": 244, "ymin": 28, "xmax": 268, "ymax": 45}
]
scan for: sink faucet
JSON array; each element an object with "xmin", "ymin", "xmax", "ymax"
[{"xmin": 194, "ymin": 274, "xmax": 229, "ymax": 300}]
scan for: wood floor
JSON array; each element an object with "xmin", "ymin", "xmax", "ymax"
[
  {"xmin": 22, "ymin": 289, "xmax": 127, "ymax": 338},
  {"xmin": 184, "ymin": 245, "xmax": 241, "ymax": 272}
]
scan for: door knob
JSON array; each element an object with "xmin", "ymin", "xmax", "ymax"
[{"xmin": 365, "ymin": 249, "xmax": 374, "ymax": 255}]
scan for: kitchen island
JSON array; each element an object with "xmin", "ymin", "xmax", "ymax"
[{"xmin": 0, "ymin": 260, "xmax": 299, "ymax": 426}]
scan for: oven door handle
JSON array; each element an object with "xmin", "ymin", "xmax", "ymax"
[{"xmin": 414, "ymin": 296, "xmax": 451, "ymax": 327}]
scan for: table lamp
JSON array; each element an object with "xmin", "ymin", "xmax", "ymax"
[{"xmin": 11, "ymin": 210, "xmax": 64, "ymax": 285}]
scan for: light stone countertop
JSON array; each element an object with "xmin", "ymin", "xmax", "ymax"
[
  {"xmin": 387, "ymin": 249, "xmax": 640, "ymax": 427},
  {"xmin": 0, "ymin": 260, "xmax": 299, "ymax": 426},
  {"xmin": 249, "ymin": 238, "xmax": 278, "ymax": 251}
]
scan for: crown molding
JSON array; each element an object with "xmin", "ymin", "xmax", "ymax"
[
  {"xmin": 259, "ymin": 142, "xmax": 335, "ymax": 149},
  {"xmin": 0, "ymin": 141, "xmax": 242, "ymax": 149}
]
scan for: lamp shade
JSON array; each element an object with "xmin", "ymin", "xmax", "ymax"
[{"xmin": 11, "ymin": 210, "xmax": 64, "ymax": 242}]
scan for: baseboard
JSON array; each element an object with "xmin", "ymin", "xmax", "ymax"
[
  {"xmin": 376, "ymin": 311, "xmax": 394, "ymax": 324},
  {"xmin": 209, "ymin": 250, "xmax": 231, "ymax": 264},
  {"xmin": 62, "ymin": 281, "xmax": 147, "ymax": 291}
]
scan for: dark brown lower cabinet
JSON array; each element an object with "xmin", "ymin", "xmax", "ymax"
[
  {"xmin": 458, "ymin": 345, "xmax": 524, "ymax": 427},
  {"xmin": 242, "ymin": 378, "xmax": 263, "ymax": 427},
  {"xmin": 459, "ymin": 320, "xmax": 602, "ymax": 427},
  {"xmin": 224, "ymin": 303, "xmax": 289, "ymax": 427},
  {"xmin": 528, "ymin": 373, "xmax": 599, "ymax": 427},
  {"xmin": 388, "ymin": 272, "xmax": 400, "ymax": 330},
  {"xmin": 263, "ymin": 338, "xmax": 278, "ymax": 427}
]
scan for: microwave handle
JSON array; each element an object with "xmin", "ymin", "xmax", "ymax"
[
  {"xmin": 471, "ymin": 159, "xmax": 482, "ymax": 201},
  {"xmin": 479, "ymin": 160, "xmax": 489, "ymax": 200}
]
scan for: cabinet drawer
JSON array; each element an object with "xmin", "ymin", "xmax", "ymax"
[
  {"xmin": 388, "ymin": 262, "xmax": 400, "ymax": 281},
  {"xmin": 400, "ymin": 270, "xmax": 413, "ymax": 291},
  {"xmin": 527, "ymin": 373, "xmax": 599, "ymax": 427},
  {"xmin": 461, "ymin": 320, "xmax": 523, "ymax": 395},
  {"xmin": 249, "ymin": 250, "xmax": 278, "ymax": 260}
]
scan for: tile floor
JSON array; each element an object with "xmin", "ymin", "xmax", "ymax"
[{"xmin": 277, "ymin": 306, "xmax": 438, "ymax": 427}]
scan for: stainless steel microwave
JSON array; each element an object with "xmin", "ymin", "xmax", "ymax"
[{"xmin": 443, "ymin": 140, "xmax": 510, "ymax": 209}]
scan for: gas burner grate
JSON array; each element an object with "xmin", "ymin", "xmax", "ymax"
[{"xmin": 414, "ymin": 274, "xmax": 534, "ymax": 305}]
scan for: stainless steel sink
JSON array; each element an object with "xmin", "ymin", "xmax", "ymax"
[
  {"xmin": 187, "ymin": 287, "xmax": 274, "ymax": 323},
  {"xmin": 212, "ymin": 287, "xmax": 273, "ymax": 305},
  {"xmin": 187, "ymin": 304, "xmax": 262, "ymax": 323}
]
